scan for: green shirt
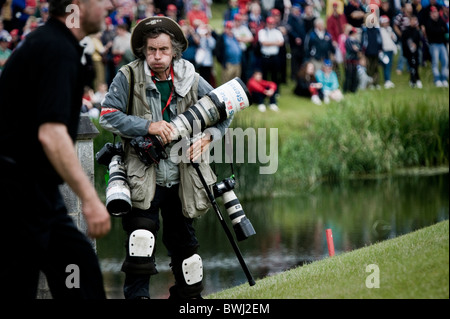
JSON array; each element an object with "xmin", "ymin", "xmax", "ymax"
[
  {"xmin": 0, "ymin": 47, "xmax": 12, "ymax": 71},
  {"xmin": 155, "ymin": 80, "xmax": 173, "ymax": 123}
]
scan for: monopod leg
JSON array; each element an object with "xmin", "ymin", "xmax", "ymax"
[{"xmin": 191, "ymin": 162, "xmax": 256, "ymax": 286}]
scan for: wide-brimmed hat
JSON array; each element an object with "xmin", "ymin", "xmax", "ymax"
[{"xmin": 131, "ymin": 16, "xmax": 188, "ymax": 59}]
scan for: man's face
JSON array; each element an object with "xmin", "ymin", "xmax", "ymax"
[
  {"xmin": 145, "ymin": 33, "xmax": 174, "ymax": 76},
  {"xmin": 430, "ymin": 10, "xmax": 439, "ymax": 20},
  {"xmin": 80, "ymin": 0, "xmax": 112, "ymax": 35}
]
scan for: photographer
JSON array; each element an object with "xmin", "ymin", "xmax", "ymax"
[{"xmin": 99, "ymin": 16, "xmax": 233, "ymax": 300}]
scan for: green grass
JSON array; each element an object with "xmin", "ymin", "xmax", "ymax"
[{"xmin": 207, "ymin": 220, "xmax": 449, "ymax": 299}]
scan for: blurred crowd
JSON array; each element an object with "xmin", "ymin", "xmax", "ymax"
[{"xmin": 1, "ymin": 0, "xmax": 449, "ymax": 111}]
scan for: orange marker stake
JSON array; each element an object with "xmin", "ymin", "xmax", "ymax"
[{"xmin": 326, "ymin": 229, "xmax": 335, "ymax": 257}]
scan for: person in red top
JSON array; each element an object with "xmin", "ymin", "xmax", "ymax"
[
  {"xmin": 247, "ymin": 70, "xmax": 279, "ymax": 112},
  {"xmin": 327, "ymin": 2, "xmax": 348, "ymax": 47},
  {"xmin": 187, "ymin": 0, "xmax": 209, "ymax": 28}
]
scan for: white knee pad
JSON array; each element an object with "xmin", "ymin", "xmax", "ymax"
[
  {"xmin": 129, "ymin": 229, "xmax": 155, "ymax": 257},
  {"xmin": 182, "ymin": 254, "xmax": 203, "ymax": 285}
]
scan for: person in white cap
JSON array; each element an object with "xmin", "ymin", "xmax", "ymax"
[
  {"xmin": 99, "ymin": 16, "xmax": 232, "ymax": 300},
  {"xmin": 379, "ymin": 15, "xmax": 397, "ymax": 89}
]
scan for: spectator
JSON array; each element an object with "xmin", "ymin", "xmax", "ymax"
[
  {"xmin": 361, "ymin": 18, "xmax": 383, "ymax": 89},
  {"xmin": 112, "ymin": 23, "xmax": 132, "ymax": 71},
  {"xmin": 195, "ymin": 22, "xmax": 216, "ymax": 86},
  {"xmin": 248, "ymin": 1, "xmax": 265, "ymax": 70},
  {"xmin": 344, "ymin": 26, "xmax": 361, "ymax": 93},
  {"xmin": 270, "ymin": 7, "xmax": 288, "ymax": 85},
  {"xmin": 304, "ymin": 17, "xmax": 335, "ymax": 72},
  {"xmin": 215, "ymin": 20, "xmax": 242, "ymax": 84},
  {"xmin": 93, "ymin": 82, "xmax": 108, "ymax": 108},
  {"xmin": 315, "ymin": 59, "xmax": 344, "ymax": 103},
  {"xmin": 232, "ymin": 12, "xmax": 254, "ymax": 83},
  {"xmin": 337, "ymin": 24, "xmax": 354, "ymax": 70},
  {"xmin": 379, "ymin": 0, "xmax": 396, "ymax": 27},
  {"xmin": 80, "ymin": 35, "xmax": 96, "ymax": 89},
  {"xmin": 287, "ymin": 3, "xmax": 306, "ymax": 80},
  {"xmin": 247, "ymin": 70, "xmax": 279, "ymax": 112},
  {"xmin": 101, "ymin": 17, "xmax": 116, "ymax": 86},
  {"xmin": 8, "ymin": 28, "xmax": 20, "ymax": 50},
  {"xmin": 81, "ymin": 86, "xmax": 100, "ymax": 119},
  {"xmin": 394, "ymin": 2, "xmax": 414, "ymax": 75},
  {"xmin": 344, "ymin": 0, "xmax": 366, "ymax": 29},
  {"xmin": 327, "ymin": 1, "xmax": 348, "ymax": 50},
  {"xmin": 401, "ymin": 15, "xmax": 423, "ymax": 88},
  {"xmin": 165, "ymin": 3, "xmax": 178, "ymax": 21},
  {"xmin": 357, "ymin": 55, "xmax": 374, "ymax": 90},
  {"xmin": 424, "ymin": 5, "xmax": 449, "ymax": 87},
  {"xmin": 9, "ymin": 0, "xmax": 37, "ymax": 32},
  {"xmin": 224, "ymin": 0, "xmax": 240, "ymax": 22},
  {"xmin": 153, "ymin": 0, "xmax": 177, "ymax": 16},
  {"xmin": 302, "ymin": 3, "xmax": 317, "ymax": 34},
  {"xmin": 180, "ymin": 20, "xmax": 200, "ymax": 66},
  {"xmin": 187, "ymin": 0, "xmax": 209, "ymax": 28},
  {"xmin": 258, "ymin": 16, "xmax": 284, "ymax": 93},
  {"xmin": 327, "ymin": 1, "xmax": 348, "ymax": 77},
  {"xmin": 293, "ymin": 61, "xmax": 324, "ymax": 105},
  {"xmin": 379, "ymin": 15, "xmax": 398, "ymax": 89},
  {"xmin": 419, "ymin": 0, "xmax": 443, "ymax": 26},
  {"xmin": 0, "ymin": 31, "xmax": 11, "ymax": 75},
  {"xmin": 91, "ymin": 31, "xmax": 106, "ymax": 90}
]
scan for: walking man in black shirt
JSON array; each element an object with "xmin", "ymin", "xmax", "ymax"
[{"xmin": 0, "ymin": 0, "xmax": 112, "ymax": 299}]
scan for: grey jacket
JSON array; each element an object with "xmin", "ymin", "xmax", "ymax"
[{"xmin": 100, "ymin": 58, "xmax": 232, "ymax": 217}]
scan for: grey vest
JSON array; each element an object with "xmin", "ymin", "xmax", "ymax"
[{"xmin": 120, "ymin": 59, "xmax": 216, "ymax": 218}]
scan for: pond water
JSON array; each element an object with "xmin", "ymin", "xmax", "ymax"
[{"xmin": 97, "ymin": 171, "xmax": 449, "ymax": 299}]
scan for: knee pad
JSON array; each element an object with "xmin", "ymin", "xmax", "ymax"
[
  {"xmin": 182, "ymin": 254, "xmax": 203, "ymax": 286},
  {"xmin": 170, "ymin": 251, "xmax": 204, "ymax": 299},
  {"xmin": 121, "ymin": 217, "xmax": 158, "ymax": 275},
  {"xmin": 129, "ymin": 229, "xmax": 155, "ymax": 257}
]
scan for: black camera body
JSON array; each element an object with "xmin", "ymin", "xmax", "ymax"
[
  {"xmin": 213, "ymin": 177, "xmax": 236, "ymax": 198},
  {"xmin": 96, "ymin": 142, "xmax": 124, "ymax": 167},
  {"xmin": 213, "ymin": 177, "xmax": 256, "ymax": 241},
  {"xmin": 130, "ymin": 135, "xmax": 168, "ymax": 166}
]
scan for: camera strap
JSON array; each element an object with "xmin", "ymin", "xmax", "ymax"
[
  {"xmin": 126, "ymin": 65, "xmax": 135, "ymax": 116},
  {"xmin": 150, "ymin": 65, "xmax": 175, "ymax": 119}
]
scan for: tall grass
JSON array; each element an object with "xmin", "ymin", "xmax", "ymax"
[{"xmin": 276, "ymin": 95, "xmax": 449, "ymax": 189}]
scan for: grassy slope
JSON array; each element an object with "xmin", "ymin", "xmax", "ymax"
[{"xmin": 208, "ymin": 220, "xmax": 449, "ymax": 299}]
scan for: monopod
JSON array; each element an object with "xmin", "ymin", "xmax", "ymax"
[{"xmin": 191, "ymin": 162, "xmax": 256, "ymax": 286}]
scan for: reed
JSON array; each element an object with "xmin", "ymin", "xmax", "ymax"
[{"xmin": 275, "ymin": 95, "xmax": 449, "ymax": 189}]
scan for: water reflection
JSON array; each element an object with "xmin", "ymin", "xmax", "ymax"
[{"xmin": 97, "ymin": 172, "xmax": 449, "ymax": 299}]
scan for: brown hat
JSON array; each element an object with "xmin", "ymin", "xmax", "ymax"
[{"xmin": 131, "ymin": 16, "xmax": 188, "ymax": 59}]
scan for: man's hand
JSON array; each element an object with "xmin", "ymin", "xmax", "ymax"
[
  {"xmin": 148, "ymin": 121, "xmax": 175, "ymax": 144},
  {"xmin": 188, "ymin": 134, "xmax": 212, "ymax": 162},
  {"xmin": 82, "ymin": 195, "xmax": 111, "ymax": 239},
  {"xmin": 39, "ymin": 123, "xmax": 111, "ymax": 239}
]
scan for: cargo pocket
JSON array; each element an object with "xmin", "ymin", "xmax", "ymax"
[
  {"xmin": 126, "ymin": 154, "xmax": 156, "ymax": 210},
  {"xmin": 179, "ymin": 162, "xmax": 217, "ymax": 219}
]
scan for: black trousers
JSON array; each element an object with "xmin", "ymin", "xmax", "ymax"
[
  {"xmin": 0, "ymin": 160, "xmax": 106, "ymax": 299},
  {"xmin": 344, "ymin": 61, "xmax": 359, "ymax": 93},
  {"xmin": 405, "ymin": 52, "xmax": 421, "ymax": 83},
  {"xmin": 261, "ymin": 54, "xmax": 281, "ymax": 94},
  {"xmin": 121, "ymin": 184, "xmax": 200, "ymax": 299}
]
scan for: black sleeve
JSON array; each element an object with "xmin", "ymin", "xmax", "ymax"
[{"xmin": 35, "ymin": 47, "xmax": 80, "ymax": 128}]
